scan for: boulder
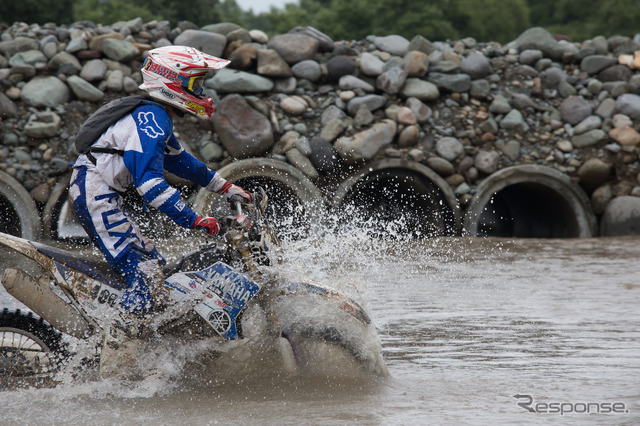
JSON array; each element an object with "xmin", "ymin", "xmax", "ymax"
[
  {"xmin": 24, "ymin": 111, "xmax": 62, "ymax": 138},
  {"xmin": 206, "ymin": 68, "xmax": 274, "ymax": 93},
  {"xmin": 601, "ymin": 196, "xmax": 640, "ymax": 236},
  {"xmin": 213, "ymin": 94, "xmax": 274, "ymax": 158},
  {"xmin": 267, "ymin": 34, "xmax": 319, "ymax": 64},
  {"xmin": 174, "ymin": 29, "xmax": 227, "ymax": 57},
  {"xmin": 334, "ymin": 120, "xmax": 397, "ymax": 163},
  {"xmin": 20, "ymin": 76, "xmax": 70, "ymax": 107},
  {"xmin": 509, "ymin": 27, "xmax": 564, "ymax": 59}
]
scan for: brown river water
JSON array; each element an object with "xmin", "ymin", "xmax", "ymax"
[{"xmin": 1, "ymin": 233, "xmax": 639, "ymax": 425}]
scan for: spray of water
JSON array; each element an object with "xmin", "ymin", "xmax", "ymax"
[
  {"xmin": 142, "ymin": 209, "xmax": 401, "ymax": 389},
  {"xmin": 2, "ymin": 203, "xmax": 427, "ymax": 397}
]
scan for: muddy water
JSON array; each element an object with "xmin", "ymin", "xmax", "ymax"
[{"xmin": 1, "ymin": 235, "xmax": 639, "ymax": 425}]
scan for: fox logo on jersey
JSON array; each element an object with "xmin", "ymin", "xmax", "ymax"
[{"xmin": 137, "ymin": 111, "xmax": 165, "ymax": 139}]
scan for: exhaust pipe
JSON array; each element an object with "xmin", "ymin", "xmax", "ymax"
[{"xmin": 2, "ymin": 268, "xmax": 93, "ymax": 339}]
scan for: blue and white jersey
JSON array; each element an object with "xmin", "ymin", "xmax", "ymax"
[{"xmin": 74, "ymin": 103, "xmax": 220, "ymax": 228}]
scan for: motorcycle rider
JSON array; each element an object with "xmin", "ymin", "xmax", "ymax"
[{"xmin": 68, "ymin": 46, "xmax": 252, "ymax": 318}]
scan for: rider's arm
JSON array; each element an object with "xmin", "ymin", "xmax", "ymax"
[
  {"xmin": 123, "ymin": 105, "xmax": 198, "ymax": 228},
  {"xmin": 165, "ymin": 135, "xmax": 253, "ymax": 204},
  {"xmin": 163, "ymin": 134, "xmax": 227, "ymax": 193}
]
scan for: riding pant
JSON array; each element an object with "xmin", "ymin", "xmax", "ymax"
[{"xmin": 68, "ymin": 166, "xmax": 165, "ymax": 315}]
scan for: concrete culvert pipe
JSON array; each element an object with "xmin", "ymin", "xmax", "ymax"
[
  {"xmin": 43, "ymin": 173, "xmax": 194, "ymax": 243},
  {"xmin": 193, "ymin": 158, "xmax": 326, "ymax": 238},
  {"xmin": 463, "ymin": 165, "xmax": 597, "ymax": 238},
  {"xmin": 0, "ymin": 170, "xmax": 41, "ymax": 240},
  {"xmin": 42, "ymin": 173, "xmax": 89, "ymax": 243},
  {"xmin": 332, "ymin": 159, "xmax": 461, "ymax": 238}
]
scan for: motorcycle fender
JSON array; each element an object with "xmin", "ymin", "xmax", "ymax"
[{"xmin": 283, "ymin": 281, "xmax": 372, "ymax": 325}]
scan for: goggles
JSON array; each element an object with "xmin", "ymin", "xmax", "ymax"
[{"xmin": 179, "ymin": 74, "xmax": 207, "ymax": 97}]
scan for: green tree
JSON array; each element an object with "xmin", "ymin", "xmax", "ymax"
[
  {"xmin": 73, "ymin": 0, "xmax": 158, "ymax": 24},
  {"xmin": 449, "ymin": 0, "xmax": 530, "ymax": 43},
  {"xmin": 261, "ymin": 0, "xmax": 460, "ymax": 42},
  {"xmin": 525, "ymin": 0, "xmax": 637, "ymax": 42},
  {"xmin": 527, "ymin": 0, "xmax": 557, "ymax": 26},
  {"xmin": 596, "ymin": 0, "xmax": 640, "ymax": 37},
  {"xmin": 265, "ymin": 2, "xmax": 313, "ymax": 36},
  {"xmin": 539, "ymin": 0, "xmax": 603, "ymax": 41},
  {"xmin": 216, "ymin": 0, "xmax": 248, "ymax": 25},
  {"xmin": 71, "ymin": 0, "xmax": 232, "ymax": 27},
  {"xmin": 370, "ymin": 0, "xmax": 459, "ymax": 40},
  {"xmin": 150, "ymin": 0, "xmax": 223, "ymax": 27},
  {"xmin": 313, "ymin": 0, "xmax": 376, "ymax": 40},
  {"xmin": 0, "ymin": 0, "xmax": 74, "ymax": 25}
]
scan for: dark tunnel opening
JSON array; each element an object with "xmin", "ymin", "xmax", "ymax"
[
  {"xmin": 339, "ymin": 168, "xmax": 458, "ymax": 238},
  {"xmin": 233, "ymin": 176, "xmax": 309, "ymax": 239},
  {"xmin": 476, "ymin": 182, "xmax": 581, "ymax": 238},
  {"xmin": 45, "ymin": 174, "xmax": 314, "ymax": 243},
  {"xmin": 0, "ymin": 194, "xmax": 22, "ymax": 237}
]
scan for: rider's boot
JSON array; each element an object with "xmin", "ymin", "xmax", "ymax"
[
  {"xmin": 141, "ymin": 258, "xmax": 168, "ymax": 313},
  {"xmin": 99, "ymin": 311, "xmax": 150, "ymax": 380},
  {"xmin": 100, "ymin": 261, "xmax": 166, "ymax": 380}
]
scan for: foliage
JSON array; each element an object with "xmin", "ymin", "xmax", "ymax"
[
  {"xmin": 527, "ymin": 0, "xmax": 640, "ymax": 41},
  {"xmin": 368, "ymin": 0, "xmax": 459, "ymax": 41},
  {"xmin": 72, "ymin": 0, "xmax": 158, "ymax": 25},
  {"xmin": 261, "ymin": 0, "xmax": 461, "ymax": 42},
  {"xmin": 2, "ymin": 0, "xmax": 639, "ymax": 44},
  {"xmin": 312, "ymin": 0, "xmax": 374, "ymax": 41},
  {"xmin": 70, "ymin": 0, "xmax": 227, "ymax": 26},
  {"xmin": 0, "ymin": 0, "xmax": 74, "ymax": 25},
  {"xmin": 263, "ymin": 2, "xmax": 313, "ymax": 36},
  {"xmin": 448, "ymin": 0, "xmax": 530, "ymax": 43},
  {"xmin": 596, "ymin": 0, "xmax": 640, "ymax": 38},
  {"xmin": 256, "ymin": 0, "xmax": 528, "ymax": 43}
]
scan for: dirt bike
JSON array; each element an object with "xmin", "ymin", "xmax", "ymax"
[{"xmin": 0, "ymin": 189, "xmax": 388, "ymax": 387}]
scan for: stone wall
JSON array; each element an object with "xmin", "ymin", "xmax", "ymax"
[{"xmin": 2, "ymin": 19, "xmax": 640, "ymax": 237}]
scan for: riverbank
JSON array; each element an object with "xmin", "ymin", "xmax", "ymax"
[{"xmin": 2, "ymin": 19, "xmax": 640, "ymax": 239}]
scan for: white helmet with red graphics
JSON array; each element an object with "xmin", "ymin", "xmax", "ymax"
[{"xmin": 139, "ymin": 45, "xmax": 230, "ymax": 119}]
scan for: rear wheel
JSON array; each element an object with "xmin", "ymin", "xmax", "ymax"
[{"xmin": 0, "ymin": 309, "xmax": 67, "ymax": 388}]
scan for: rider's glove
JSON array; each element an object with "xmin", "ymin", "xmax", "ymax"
[
  {"xmin": 193, "ymin": 216, "xmax": 220, "ymax": 236},
  {"xmin": 217, "ymin": 182, "xmax": 253, "ymax": 204}
]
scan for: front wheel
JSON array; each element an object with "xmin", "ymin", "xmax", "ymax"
[
  {"xmin": 0, "ymin": 309, "xmax": 67, "ymax": 388},
  {"xmin": 268, "ymin": 292, "xmax": 389, "ymax": 378},
  {"xmin": 281, "ymin": 323, "xmax": 389, "ymax": 378}
]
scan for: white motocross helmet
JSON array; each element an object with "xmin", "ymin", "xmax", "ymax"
[{"xmin": 139, "ymin": 45, "xmax": 230, "ymax": 119}]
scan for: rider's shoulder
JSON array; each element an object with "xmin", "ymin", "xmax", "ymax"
[
  {"xmin": 133, "ymin": 100, "xmax": 170, "ymax": 118},
  {"xmin": 131, "ymin": 101, "xmax": 172, "ymax": 132}
]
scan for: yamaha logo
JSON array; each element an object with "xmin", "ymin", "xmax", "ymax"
[{"xmin": 207, "ymin": 310, "xmax": 232, "ymax": 333}]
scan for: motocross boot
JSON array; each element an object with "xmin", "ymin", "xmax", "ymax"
[
  {"xmin": 99, "ymin": 312, "xmax": 151, "ymax": 380},
  {"xmin": 100, "ymin": 260, "xmax": 165, "ymax": 380},
  {"xmin": 140, "ymin": 258, "xmax": 168, "ymax": 314}
]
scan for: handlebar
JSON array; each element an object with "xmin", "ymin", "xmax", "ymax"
[
  {"xmin": 213, "ymin": 188, "xmax": 267, "ymax": 236},
  {"xmin": 215, "ymin": 187, "xmax": 281, "ymax": 269}
]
